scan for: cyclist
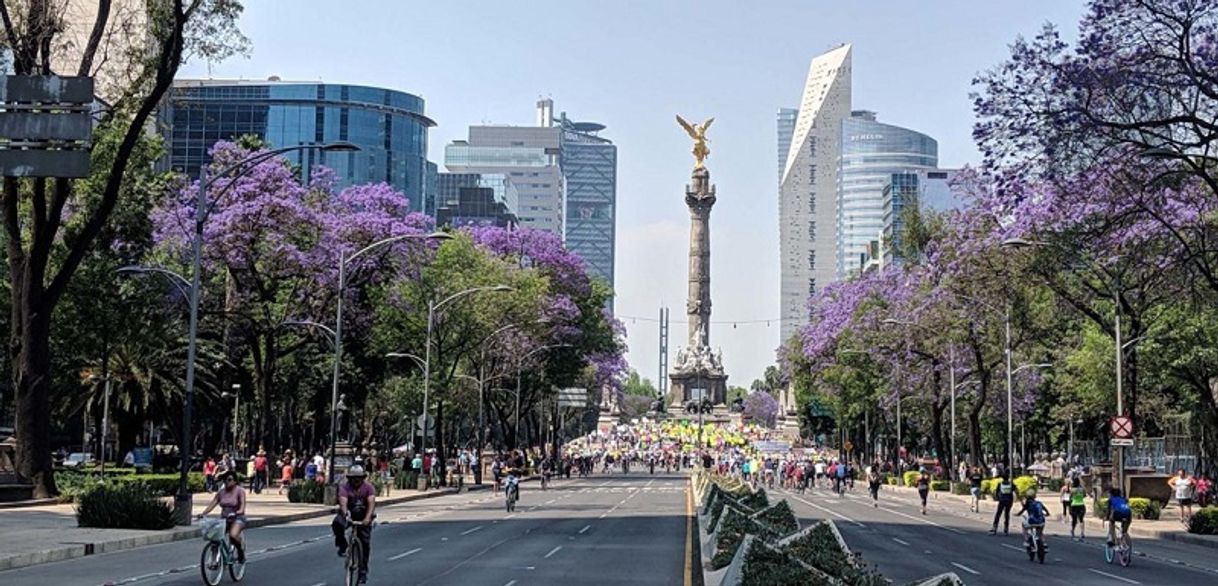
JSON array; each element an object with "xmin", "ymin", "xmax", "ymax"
[
  {"xmin": 540, "ymin": 455, "xmax": 554, "ymax": 490},
  {"xmin": 197, "ymin": 471, "xmax": 247, "ymax": 563},
  {"xmin": 989, "ymin": 471, "xmax": 1015, "ymax": 535},
  {"xmin": 332, "ymin": 465, "xmax": 376, "ymax": 585},
  {"xmin": 504, "ymin": 465, "xmax": 521, "ymax": 508},
  {"xmin": 1106, "ymin": 487, "xmax": 1133, "ymax": 548},
  {"xmin": 1068, "ymin": 477, "xmax": 1087, "ymax": 541},
  {"xmin": 1015, "ymin": 487, "xmax": 1049, "ymax": 555}
]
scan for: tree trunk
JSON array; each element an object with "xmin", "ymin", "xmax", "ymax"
[
  {"xmin": 13, "ymin": 306, "xmax": 55, "ymax": 497},
  {"xmin": 436, "ymin": 399, "xmax": 446, "ymax": 485}
]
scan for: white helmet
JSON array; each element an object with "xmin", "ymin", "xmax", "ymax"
[{"xmin": 346, "ymin": 465, "xmax": 367, "ymax": 478}]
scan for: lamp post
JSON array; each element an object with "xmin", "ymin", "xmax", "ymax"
[
  {"xmin": 513, "ymin": 343, "xmax": 571, "ymax": 451},
  {"xmin": 459, "ymin": 322, "xmax": 530, "ymax": 485},
  {"xmin": 87, "ymin": 372, "xmax": 112, "ymax": 477},
  {"xmin": 221, "ymin": 384, "xmax": 240, "ymax": 454},
  {"xmin": 418, "ymin": 285, "xmax": 513, "ymax": 488}
]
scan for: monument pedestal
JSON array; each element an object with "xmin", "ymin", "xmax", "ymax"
[
  {"xmin": 597, "ymin": 411, "xmax": 619, "ymax": 435},
  {"xmin": 668, "ymin": 370, "xmax": 728, "ymax": 409}
]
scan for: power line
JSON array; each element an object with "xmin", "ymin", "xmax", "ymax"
[{"xmin": 617, "ymin": 314, "xmax": 799, "ymax": 327}]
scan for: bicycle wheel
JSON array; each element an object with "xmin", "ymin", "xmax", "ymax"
[
  {"xmin": 228, "ymin": 540, "xmax": 246, "ymax": 582},
  {"xmin": 345, "ymin": 539, "xmax": 362, "ymax": 586},
  {"xmin": 1118, "ymin": 534, "xmax": 1133, "ymax": 567},
  {"xmin": 200, "ymin": 543, "xmax": 223, "ymax": 586},
  {"xmin": 1104, "ymin": 541, "xmax": 1114, "ymax": 564},
  {"xmin": 1037, "ymin": 537, "xmax": 1046, "ymax": 564}
]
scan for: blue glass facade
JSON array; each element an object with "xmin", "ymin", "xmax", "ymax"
[
  {"xmin": 560, "ymin": 116, "xmax": 617, "ymax": 291},
  {"xmin": 836, "ymin": 111, "xmax": 937, "ymax": 278},
  {"xmin": 161, "ymin": 80, "xmax": 435, "ymax": 212}
]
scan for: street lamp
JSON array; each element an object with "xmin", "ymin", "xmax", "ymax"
[
  {"xmin": 513, "ymin": 343, "xmax": 571, "ymax": 451},
  {"xmin": 881, "ymin": 318, "xmax": 964, "ymax": 472},
  {"xmin": 86, "ymin": 372, "xmax": 113, "ymax": 477},
  {"xmin": 419, "ymin": 285, "xmax": 513, "ymax": 487},
  {"xmin": 221, "ymin": 384, "xmax": 240, "ymax": 455}
]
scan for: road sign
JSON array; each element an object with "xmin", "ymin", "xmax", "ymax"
[
  {"xmin": 557, "ymin": 387, "xmax": 587, "ymax": 408},
  {"xmin": 1111, "ymin": 438, "xmax": 1135, "ymax": 447},
  {"xmin": 416, "ymin": 414, "xmax": 435, "ymax": 433},
  {"xmin": 844, "ymin": 440, "xmax": 854, "ymax": 453},
  {"xmin": 1110, "ymin": 416, "xmax": 1133, "ymax": 439}
]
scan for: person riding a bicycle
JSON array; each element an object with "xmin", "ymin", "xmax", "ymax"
[
  {"xmin": 504, "ymin": 465, "xmax": 521, "ymax": 500},
  {"xmin": 1015, "ymin": 487, "xmax": 1049, "ymax": 553},
  {"xmin": 332, "ymin": 465, "xmax": 376, "ymax": 584},
  {"xmin": 197, "ymin": 471, "xmax": 247, "ymax": 563},
  {"xmin": 1107, "ymin": 487, "xmax": 1133, "ymax": 546}
]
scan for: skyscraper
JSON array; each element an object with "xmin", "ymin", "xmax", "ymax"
[
  {"xmin": 836, "ymin": 111, "xmax": 937, "ymax": 278},
  {"xmin": 779, "ymin": 44, "xmax": 852, "ymax": 344},
  {"xmin": 880, "ymin": 168, "xmax": 963, "ymax": 266},
  {"xmin": 777, "ymin": 108, "xmax": 799, "ymax": 183},
  {"xmin": 160, "ymin": 80, "xmax": 435, "ymax": 212},
  {"xmin": 444, "ymin": 102, "xmax": 564, "ymax": 237},
  {"xmin": 434, "ymin": 172, "xmax": 519, "ymax": 228},
  {"xmin": 558, "ymin": 111, "xmax": 618, "ymax": 292}
]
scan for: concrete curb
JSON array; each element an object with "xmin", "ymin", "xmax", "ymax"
[
  {"xmin": 885, "ymin": 484, "xmax": 1218, "ymax": 550},
  {"xmin": 0, "ymin": 482, "xmax": 501, "ymax": 573}
]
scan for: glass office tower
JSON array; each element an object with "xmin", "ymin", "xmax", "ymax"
[{"xmin": 161, "ymin": 79, "xmax": 436, "ymax": 212}]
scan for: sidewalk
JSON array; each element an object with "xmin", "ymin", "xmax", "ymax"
[
  {"xmin": 885, "ymin": 483, "xmax": 1218, "ymax": 549},
  {"xmin": 0, "ymin": 480, "xmax": 508, "ymax": 572}
]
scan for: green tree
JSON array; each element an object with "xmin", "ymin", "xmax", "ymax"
[{"xmin": 623, "ymin": 370, "xmax": 657, "ymax": 397}]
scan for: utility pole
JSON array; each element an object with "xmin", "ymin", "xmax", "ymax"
[{"xmin": 658, "ymin": 306, "xmax": 669, "ymax": 403}]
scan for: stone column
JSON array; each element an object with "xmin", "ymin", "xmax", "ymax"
[{"xmin": 685, "ymin": 167, "xmax": 715, "ymax": 347}]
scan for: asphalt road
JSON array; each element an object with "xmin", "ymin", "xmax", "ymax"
[
  {"xmin": 778, "ymin": 482, "xmax": 1218, "ymax": 586},
  {"xmin": 1, "ymin": 473, "xmax": 690, "ymax": 586}
]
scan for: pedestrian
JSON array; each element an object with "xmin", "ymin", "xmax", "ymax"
[
  {"xmin": 867, "ymin": 466, "xmax": 882, "ymax": 508},
  {"xmin": 203, "ymin": 456, "xmax": 218, "ymax": 492},
  {"xmin": 278, "ymin": 457, "xmax": 294, "ymax": 495},
  {"xmin": 968, "ymin": 467, "xmax": 983, "ymax": 513},
  {"xmin": 1068, "ymin": 477, "xmax": 1087, "ymax": 540},
  {"xmin": 304, "ymin": 458, "xmax": 318, "ymax": 482},
  {"xmin": 989, "ymin": 471, "xmax": 1015, "ymax": 535},
  {"xmin": 916, "ymin": 467, "xmax": 931, "ymax": 515},
  {"xmin": 253, "ymin": 449, "xmax": 268, "ymax": 494},
  {"xmin": 1168, "ymin": 468, "xmax": 1196, "ymax": 525}
]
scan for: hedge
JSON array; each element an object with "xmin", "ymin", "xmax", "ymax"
[
  {"xmin": 784, "ymin": 523, "xmax": 888, "ymax": 586},
  {"xmin": 1095, "ymin": 497, "xmax": 1161, "ymax": 520},
  {"xmin": 76, "ymin": 482, "xmax": 175, "ymax": 530},
  {"xmin": 1188, "ymin": 506, "xmax": 1218, "ymax": 535},
  {"xmin": 950, "ymin": 482, "xmax": 971, "ymax": 496},
  {"xmin": 287, "ymin": 479, "xmax": 325, "ymax": 503},
  {"xmin": 903, "ymin": 471, "xmax": 922, "ymax": 487},
  {"xmin": 713, "ymin": 507, "xmax": 770, "ymax": 569},
  {"xmin": 930, "ymin": 480, "xmax": 950, "ymax": 492},
  {"xmin": 885, "ymin": 476, "xmax": 899, "ymax": 486},
  {"xmin": 754, "ymin": 500, "xmax": 799, "ymax": 536},
  {"xmin": 56, "ymin": 471, "xmax": 206, "ymax": 502},
  {"xmin": 742, "ymin": 539, "xmax": 825, "ymax": 585}
]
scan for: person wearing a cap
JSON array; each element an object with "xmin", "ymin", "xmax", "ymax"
[{"xmin": 332, "ymin": 465, "xmax": 376, "ymax": 584}]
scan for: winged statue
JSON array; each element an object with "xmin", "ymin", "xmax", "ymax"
[{"xmin": 676, "ymin": 115, "xmax": 714, "ymax": 169}]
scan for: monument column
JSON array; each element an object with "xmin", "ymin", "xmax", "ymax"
[{"xmin": 686, "ymin": 168, "xmax": 715, "ymax": 348}]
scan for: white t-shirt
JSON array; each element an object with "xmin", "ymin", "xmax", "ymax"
[{"xmin": 1175, "ymin": 477, "xmax": 1195, "ymax": 500}]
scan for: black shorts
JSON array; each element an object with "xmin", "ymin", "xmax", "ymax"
[
  {"xmin": 1069, "ymin": 504, "xmax": 1086, "ymax": 521},
  {"xmin": 1179, "ymin": 498, "xmax": 1194, "ymax": 507}
]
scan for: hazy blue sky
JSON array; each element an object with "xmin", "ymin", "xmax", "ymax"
[{"xmin": 180, "ymin": 0, "xmax": 1088, "ymax": 388}]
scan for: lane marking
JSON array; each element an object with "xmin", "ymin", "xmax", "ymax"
[
  {"xmin": 504, "ymin": 581, "xmax": 518, "ymax": 586},
  {"xmin": 950, "ymin": 562, "xmax": 980, "ymax": 575},
  {"xmin": 1087, "ymin": 568, "xmax": 1141, "ymax": 584},
  {"xmin": 1000, "ymin": 543, "xmax": 1024, "ymax": 552},
  {"xmin": 415, "ymin": 538, "xmax": 512, "ymax": 586},
  {"xmin": 579, "ymin": 524, "xmax": 591, "ymax": 534},
  {"xmin": 389, "ymin": 547, "xmax": 422, "ymax": 561},
  {"xmin": 892, "ymin": 537, "xmax": 910, "ymax": 546},
  {"xmin": 460, "ymin": 525, "xmax": 484, "ymax": 536},
  {"xmin": 788, "ymin": 494, "xmax": 866, "ymax": 527},
  {"xmin": 544, "ymin": 545, "xmax": 562, "ymax": 559},
  {"xmin": 308, "ymin": 583, "xmax": 326, "ymax": 586}
]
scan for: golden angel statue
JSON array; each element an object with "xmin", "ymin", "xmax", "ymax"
[{"xmin": 676, "ymin": 115, "xmax": 714, "ymax": 169}]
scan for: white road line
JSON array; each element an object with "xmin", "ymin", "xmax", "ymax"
[
  {"xmin": 1000, "ymin": 543, "xmax": 1024, "ymax": 552},
  {"xmin": 877, "ymin": 505, "xmax": 964, "ymax": 534},
  {"xmin": 1088, "ymin": 568, "xmax": 1141, "ymax": 584},
  {"xmin": 950, "ymin": 562, "xmax": 980, "ymax": 575},
  {"xmin": 460, "ymin": 525, "xmax": 484, "ymax": 536},
  {"xmin": 788, "ymin": 494, "xmax": 866, "ymax": 528},
  {"xmin": 545, "ymin": 499, "xmax": 556, "ymax": 504},
  {"xmin": 646, "ymin": 479, "xmax": 655, "ymax": 487},
  {"xmin": 504, "ymin": 581, "xmax": 517, "ymax": 586},
  {"xmin": 544, "ymin": 546, "xmax": 562, "ymax": 559},
  {"xmin": 579, "ymin": 524, "xmax": 591, "ymax": 534},
  {"xmin": 892, "ymin": 537, "xmax": 910, "ymax": 546},
  {"xmin": 307, "ymin": 583, "xmax": 326, "ymax": 586},
  {"xmin": 389, "ymin": 547, "xmax": 422, "ymax": 561},
  {"xmin": 599, "ymin": 513, "xmax": 608, "ymax": 519}
]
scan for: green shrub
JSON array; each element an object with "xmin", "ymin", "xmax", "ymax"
[
  {"xmin": 885, "ymin": 476, "xmax": 898, "ymax": 486},
  {"xmin": 1095, "ymin": 497, "xmax": 1108, "ymax": 519},
  {"xmin": 370, "ymin": 474, "xmax": 389, "ymax": 497},
  {"xmin": 1188, "ymin": 506, "xmax": 1218, "ymax": 535},
  {"xmin": 903, "ymin": 471, "xmax": 922, "ymax": 487},
  {"xmin": 712, "ymin": 507, "xmax": 769, "ymax": 569},
  {"xmin": 1045, "ymin": 478, "xmax": 1064, "ymax": 492},
  {"xmin": 742, "ymin": 540, "xmax": 822, "ymax": 585},
  {"xmin": 708, "ymin": 493, "xmax": 750, "ymax": 533},
  {"xmin": 980, "ymin": 479, "xmax": 995, "ymax": 499},
  {"xmin": 950, "ymin": 482, "xmax": 971, "ymax": 496},
  {"xmin": 76, "ymin": 482, "xmax": 174, "ymax": 530},
  {"xmin": 740, "ymin": 487, "xmax": 770, "ymax": 510},
  {"xmin": 785, "ymin": 523, "xmax": 849, "ymax": 575},
  {"xmin": 1013, "ymin": 476, "xmax": 1038, "ymax": 498},
  {"xmin": 55, "ymin": 472, "xmax": 102, "ymax": 503},
  {"xmin": 396, "ymin": 470, "xmax": 419, "ymax": 490},
  {"xmin": 930, "ymin": 480, "xmax": 950, "ymax": 492},
  {"xmin": 1093, "ymin": 497, "xmax": 1161, "ymax": 520},
  {"xmin": 114, "ymin": 472, "xmax": 205, "ymax": 496},
  {"xmin": 754, "ymin": 500, "xmax": 799, "ymax": 536},
  {"xmin": 287, "ymin": 479, "xmax": 325, "ymax": 504}
]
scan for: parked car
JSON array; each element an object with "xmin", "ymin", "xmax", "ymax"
[{"xmin": 62, "ymin": 452, "xmax": 95, "ymax": 469}]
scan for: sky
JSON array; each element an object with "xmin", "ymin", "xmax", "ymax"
[{"xmin": 179, "ymin": 0, "xmax": 1089, "ymax": 389}]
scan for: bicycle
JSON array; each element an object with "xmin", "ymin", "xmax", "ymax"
[
  {"xmin": 1105, "ymin": 524, "xmax": 1133, "ymax": 567},
  {"xmin": 1022, "ymin": 520, "xmax": 1047, "ymax": 564},
  {"xmin": 342, "ymin": 519, "xmax": 371, "ymax": 586},
  {"xmin": 505, "ymin": 480, "xmax": 519, "ymax": 513},
  {"xmin": 198, "ymin": 516, "xmax": 246, "ymax": 585}
]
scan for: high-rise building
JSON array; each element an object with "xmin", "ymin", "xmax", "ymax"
[
  {"xmin": 880, "ymin": 168, "xmax": 963, "ymax": 267},
  {"xmin": 779, "ymin": 44, "xmax": 852, "ymax": 344},
  {"xmin": 160, "ymin": 79, "xmax": 435, "ymax": 212},
  {"xmin": 444, "ymin": 105, "xmax": 564, "ymax": 236},
  {"xmin": 557, "ymin": 111, "xmax": 617, "ymax": 290},
  {"xmin": 776, "ymin": 108, "xmax": 799, "ymax": 183},
  {"xmin": 836, "ymin": 111, "xmax": 937, "ymax": 278},
  {"xmin": 434, "ymin": 172, "xmax": 519, "ymax": 228}
]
